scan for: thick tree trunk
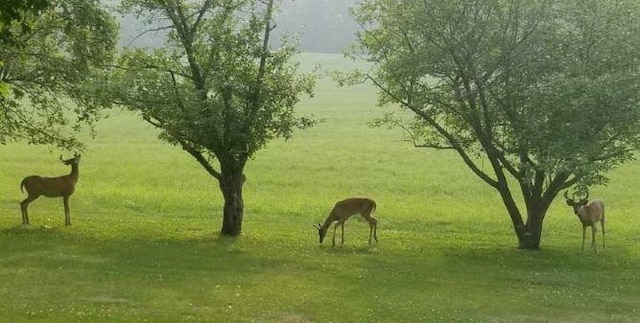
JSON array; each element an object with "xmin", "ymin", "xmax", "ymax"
[
  {"xmin": 515, "ymin": 201, "xmax": 552, "ymax": 250},
  {"xmin": 517, "ymin": 213, "xmax": 544, "ymax": 250},
  {"xmin": 219, "ymin": 168, "xmax": 245, "ymax": 236},
  {"xmin": 493, "ymin": 174, "xmax": 559, "ymax": 250}
]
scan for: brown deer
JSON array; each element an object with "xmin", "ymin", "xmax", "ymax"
[
  {"xmin": 564, "ymin": 190, "xmax": 605, "ymax": 253},
  {"xmin": 20, "ymin": 153, "xmax": 81, "ymax": 226},
  {"xmin": 314, "ymin": 197, "xmax": 378, "ymax": 246}
]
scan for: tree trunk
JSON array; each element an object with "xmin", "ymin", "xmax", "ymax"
[
  {"xmin": 219, "ymin": 168, "xmax": 245, "ymax": 236},
  {"xmin": 517, "ymin": 213, "xmax": 543, "ymax": 250},
  {"xmin": 516, "ymin": 201, "xmax": 552, "ymax": 250}
]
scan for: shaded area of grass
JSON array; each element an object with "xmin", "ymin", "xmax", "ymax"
[
  {"xmin": 0, "ymin": 53, "xmax": 639, "ymax": 322},
  {"xmin": 1, "ymin": 221, "xmax": 639, "ymax": 322}
]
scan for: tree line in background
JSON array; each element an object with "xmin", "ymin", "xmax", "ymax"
[
  {"xmin": 1, "ymin": 0, "xmax": 639, "ymax": 250},
  {"xmin": 118, "ymin": 0, "xmax": 359, "ymax": 53}
]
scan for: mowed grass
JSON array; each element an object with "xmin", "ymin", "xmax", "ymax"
[{"xmin": 1, "ymin": 53, "xmax": 639, "ymax": 322}]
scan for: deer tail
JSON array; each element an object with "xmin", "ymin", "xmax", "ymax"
[{"xmin": 20, "ymin": 178, "xmax": 27, "ymax": 194}]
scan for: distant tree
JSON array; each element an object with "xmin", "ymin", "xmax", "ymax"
[
  {"xmin": 350, "ymin": 0, "xmax": 640, "ymax": 249},
  {"xmin": 104, "ymin": 0, "xmax": 315, "ymax": 236},
  {"xmin": 0, "ymin": 0, "xmax": 118, "ymax": 149}
]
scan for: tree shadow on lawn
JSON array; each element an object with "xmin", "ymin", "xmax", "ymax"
[
  {"xmin": 0, "ymin": 225, "xmax": 291, "ymax": 282},
  {"xmin": 0, "ymin": 226, "xmax": 314, "ymax": 321},
  {"xmin": 349, "ymin": 241, "xmax": 640, "ymax": 293},
  {"xmin": 443, "ymin": 244, "xmax": 639, "ymax": 272}
]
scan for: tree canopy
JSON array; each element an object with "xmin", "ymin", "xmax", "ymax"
[
  {"xmin": 351, "ymin": 0, "xmax": 640, "ymax": 249},
  {"xmin": 103, "ymin": 0, "xmax": 315, "ymax": 236},
  {"xmin": 0, "ymin": 0, "xmax": 118, "ymax": 149}
]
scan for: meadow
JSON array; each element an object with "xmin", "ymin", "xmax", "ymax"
[{"xmin": 0, "ymin": 53, "xmax": 639, "ymax": 322}]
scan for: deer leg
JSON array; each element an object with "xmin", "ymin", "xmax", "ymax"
[
  {"xmin": 63, "ymin": 196, "xmax": 71, "ymax": 226},
  {"xmin": 363, "ymin": 213, "xmax": 378, "ymax": 245},
  {"xmin": 371, "ymin": 218, "xmax": 378, "ymax": 243},
  {"xmin": 332, "ymin": 223, "xmax": 339, "ymax": 247},
  {"xmin": 20, "ymin": 200, "xmax": 29, "ymax": 226},
  {"xmin": 20, "ymin": 195, "xmax": 38, "ymax": 226},
  {"xmin": 341, "ymin": 222, "xmax": 346, "ymax": 244},
  {"xmin": 581, "ymin": 226, "xmax": 586, "ymax": 251},
  {"xmin": 367, "ymin": 222, "xmax": 378, "ymax": 245},
  {"xmin": 591, "ymin": 226, "xmax": 597, "ymax": 253},
  {"xmin": 601, "ymin": 219, "xmax": 605, "ymax": 250}
]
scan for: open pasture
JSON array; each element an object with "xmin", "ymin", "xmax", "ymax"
[{"xmin": 0, "ymin": 53, "xmax": 639, "ymax": 322}]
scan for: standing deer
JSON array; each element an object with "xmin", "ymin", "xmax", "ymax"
[
  {"xmin": 20, "ymin": 153, "xmax": 81, "ymax": 226},
  {"xmin": 314, "ymin": 197, "xmax": 378, "ymax": 247},
  {"xmin": 564, "ymin": 190, "xmax": 605, "ymax": 253}
]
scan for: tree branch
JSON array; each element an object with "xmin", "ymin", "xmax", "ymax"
[
  {"xmin": 247, "ymin": 0, "xmax": 275, "ymax": 122},
  {"xmin": 178, "ymin": 139, "xmax": 222, "ymax": 181},
  {"xmin": 367, "ymin": 74, "xmax": 499, "ymax": 188},
  {"xmin": 124, "ymin": 24, "xmax": 174, "ymax": 48}
]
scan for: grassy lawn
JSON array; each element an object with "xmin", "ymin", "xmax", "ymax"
[{"xmin": 0, "ymin": 53, "xmax": 639, "ymax": 322}]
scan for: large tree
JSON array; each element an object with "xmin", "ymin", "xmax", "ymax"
[
  {"xmin": 351, "ymin": 0, "xmax": 640, "ymax": 249},
  {"xmin": 0, "ymin": 0, "xmax": 118, "ymax": 149},
  {"xmin": 104, "ymin": 0, "xmax": 315, "ymax": 236}
]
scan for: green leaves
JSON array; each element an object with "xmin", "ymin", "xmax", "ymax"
[
  {"xmin": 353, "ymin": 0, "xmax": 640, "ymax": 247},
  {"xmin": 0, "ymin": 0, "xmax": 118, "ymax": 150},
  {"xmin": 109, "ymin": 0, "xmax": 316, "ymax": 175},
  {"xmin": 0, "ymin": 0, "xmax": 51, "ymax": 46},
  {"xmin": 355, "ymin": 0, "xmax": 640, "ymax": 187}
]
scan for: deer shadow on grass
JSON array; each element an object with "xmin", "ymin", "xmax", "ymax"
[{"xmin": 316, "ymin": 242, "xmax": 378, "ymax": 255}]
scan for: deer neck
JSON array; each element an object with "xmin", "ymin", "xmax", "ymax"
[
  {"xmin": 576, "ymin": 207, "xmax": 595, "ymax": 224},
  {"xmin": 322, "ymin": 214, "xmax": 338, "ymax": 229},
  {"xmin": 69, "ymin": 163, "xmax": 80, "ymax": 182}
]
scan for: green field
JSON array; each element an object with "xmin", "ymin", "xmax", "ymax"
[{"xmin": 1, "ymin": 53, "xmax": 639, "ymax": 322}]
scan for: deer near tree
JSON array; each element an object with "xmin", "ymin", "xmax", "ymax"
[
  {"xmin": 20, "ymin": 153, "xmax": 81, "ymax": 226},
  {"xmin": 564, "ymin": 190, "xmax": 605, "ymax": 253},
  {"xmin": 314, "ymin": 197, "xmax": 378, "ymax": 247}
]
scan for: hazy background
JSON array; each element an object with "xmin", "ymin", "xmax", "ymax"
[{"xmin": 116, "ymin": 0, "xmax": 361, "ymax": 53}]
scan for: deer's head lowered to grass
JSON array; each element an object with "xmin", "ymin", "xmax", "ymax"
[
  {"xmin": 314, "ymin": 197, "xmax": 378, "ymax": 247},
  {"xmin": 564, "ymin": 190, "xmax": 605, "ymax": 253},
  {"xmin": 20, "ymin": 153, "xmax": 81, "ymax": 226}
]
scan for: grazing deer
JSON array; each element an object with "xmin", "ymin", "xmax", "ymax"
[
  {"xmin": 564, "ymin": 190, "xmax": 605, "ymax": 253},
  {"xmin": 20, "ymin": 153, "xmax": 81, "ymax": 226},
  {"xmin": 314, "ymin": 197, "xmax": 378, "ymax": 247}
]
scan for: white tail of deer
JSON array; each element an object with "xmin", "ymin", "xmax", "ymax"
[
  {"xmin": 20, "ymin": 153, "xmax": 81, "ymax": 226},
  {"xmin": 564, "ymin": 190, "xmax": 605, "ymax": 253},
  {"xmin": 314, "ymin": 197, "xmax": 378, "ymax": 246}
]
